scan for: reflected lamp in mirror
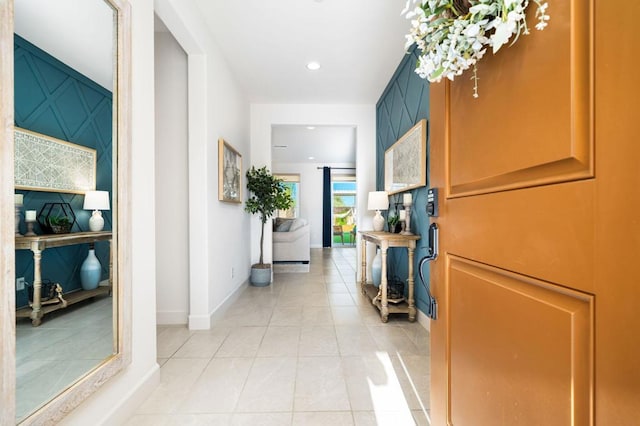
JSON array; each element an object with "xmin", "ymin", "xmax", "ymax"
[
  {"xmin": 368, "ymin": 191, "xmax": 389, "ymax": 232},
  {"xmin": 84, "ymin": 190, "xmax": 110, "ymax": 232}
]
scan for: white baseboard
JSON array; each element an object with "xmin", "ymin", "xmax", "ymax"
[
  {"xmin": 156, "ymin": 310, "xmax": 188, "ymax": 325},
  {"xmin": 187, "ymin": 279, "xmax": 248, "ymax": 330},
  {"xmin": 208, "ymin": 279, "xmax": 249, "ymax": 326},
  {"xmin": 188, "ymin": 313, "xmax": 211, "ymax": 330},
  {"xmin": 99, "ymin": 363, "xmax": 160, "ymax": 426},
  {"xmin": 416, "ymin": 308, "xmax": 431, "ymax": 332}
]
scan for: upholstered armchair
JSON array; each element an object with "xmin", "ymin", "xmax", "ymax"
[{"xmin": 272, "ymin": 218, "xmax": 310, "ymax": 263}]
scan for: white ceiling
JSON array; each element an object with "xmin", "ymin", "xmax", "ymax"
[
  {"xmin": 192, "ymin": 0, "xmax": 410, "ymax": 105},
  {"xmin": 190, "ymin": 0, "xmax": 410, "ymax": 164}
]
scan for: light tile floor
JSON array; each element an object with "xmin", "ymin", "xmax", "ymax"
[{"xmin": 127, "ymin": 248, "xmax": 430, "ymax": 426}]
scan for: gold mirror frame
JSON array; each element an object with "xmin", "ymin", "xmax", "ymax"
[{"xmin": 0, "ymin": 0, "xmax": 132, "ymax": 424}]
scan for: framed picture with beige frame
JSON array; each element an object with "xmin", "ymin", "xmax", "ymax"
[{"xmin": 218, "ymin": 138, "xmax": 242, "ymax": 203}]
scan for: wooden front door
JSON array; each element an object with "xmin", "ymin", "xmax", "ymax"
[{"xmin": 429, "ymin": 1, "xmax": 640, "ymax": 425}]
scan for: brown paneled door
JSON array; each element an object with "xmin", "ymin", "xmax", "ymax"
[{"xmin": 429, "ymin": 1, "xmax": 640, "ymax": 425}]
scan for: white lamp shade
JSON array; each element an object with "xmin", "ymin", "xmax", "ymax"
[
  {"xmin": 367, "ymin": 191, "xmax": 389, "ymax": 211},
  {"xmin": 83, "ymin": 191, "xmax": 110, "ymax": 211}
]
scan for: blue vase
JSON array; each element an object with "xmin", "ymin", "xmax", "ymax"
[
  {"xmin": 372, "ymin": 248, "xmax": 382, "ymax": 287},
  {"xmin": 80, "ymin": 249, "xmax": 102, "ymax": 290}
]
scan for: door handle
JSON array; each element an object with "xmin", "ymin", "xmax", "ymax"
[
  {"xmin": 419, "ymin": 223, "xmax": 439, "ymax": 320},
  {"xmin": 426, "ymin": 222, "xmax": 438, "ymax": 261}
]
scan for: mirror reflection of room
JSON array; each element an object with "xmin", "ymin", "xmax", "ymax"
[{"xmin": 13, "ymin": 0, "xmax": 116, "ymax": 422}]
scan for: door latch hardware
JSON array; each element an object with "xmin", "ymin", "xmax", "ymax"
[{"xmin": 419, "ymin": 223, "xmax": 439, "ymax": 320}]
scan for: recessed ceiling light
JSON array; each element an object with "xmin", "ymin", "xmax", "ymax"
[
  {"xmin": 306, "ymin": 61, "xmax": 321, "ymax": 71},
  {"xmin": 306, "ymin": 126, "xmax": 316, "ymax": 130},
  {"xmin": 308, "ymin": 156, "xmax": 315, "ymax": 160}
]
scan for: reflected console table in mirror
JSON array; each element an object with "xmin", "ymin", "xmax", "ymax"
[{"xmin": 15, "ymin": 231, "xmax": 112, "ymax": 326}]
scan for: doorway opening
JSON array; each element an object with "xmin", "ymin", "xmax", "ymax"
[
  {"xmin": 332, "ymin": 177, "xmax": 356, "ymax": 246},
  {"xmin": 154, "ymin": 14, "xmax": 190, "ymax": 325}
]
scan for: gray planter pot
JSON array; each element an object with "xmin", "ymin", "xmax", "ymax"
[{"xmin": 250, "ymin": 264, "xmax": 272, "ymax": 287}]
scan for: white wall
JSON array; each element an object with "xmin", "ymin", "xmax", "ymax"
[
  {"xmin": 154, "ymin": 0, "xmax": 251, "ymax": 330},
  {"xmin": 154, "ymin": 29, "xmax": 189, "ymax": 325},
  {"xmin": 63, "ymin": 0, "xmax": 252, "ymax": 421},
  {"xmin": 251, "ymin": 104, "xmax": 377, "ymax": 281},
  {"xmin": 61, "ymin": 0, "xmax": 160, "ymax": 423},
  {"xmin": 272, "ymin": 161, "xmax": 355, "ymax": 248}
]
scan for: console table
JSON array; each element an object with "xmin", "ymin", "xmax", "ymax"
[
  {"xmin": 359, "ymin": 231, "xmax": 420, "ymax": 322},
  {"xmin": 15, "ymin": 231, "xmax": 112, "ymax": 326}
]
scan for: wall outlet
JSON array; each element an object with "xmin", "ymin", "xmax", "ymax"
[{"xmin": 16, "ymin": 277, "xmax": 25, "ymax": 291}]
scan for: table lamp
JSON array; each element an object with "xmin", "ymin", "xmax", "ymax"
[
  {"xmin": 368, "ymin": 191, "xmax": 389, "ymax": 232},
  {"xmin": 83, "ymin": 190, "xmax": 110, "ymax": 232}
]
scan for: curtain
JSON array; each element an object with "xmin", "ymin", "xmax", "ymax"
[{"xmin": 322, "ymin": 167, "xmax": 331, "ymax": 247}]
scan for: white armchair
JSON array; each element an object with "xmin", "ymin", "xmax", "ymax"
[{"xmin": 272, "ymin": 218, "xmax": 310, "ymax": 263}]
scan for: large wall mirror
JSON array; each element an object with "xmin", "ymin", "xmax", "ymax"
[{"xmin": 0, "ymin": 0, "xmax": 131, "ymax": 424}]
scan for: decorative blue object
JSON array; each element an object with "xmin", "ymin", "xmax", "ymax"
[
  {"xmin": 372, "ymin": 248, "xmax": 382, "ymax": 287},
  {"xmin": 80, "ymin": 248, "xmax": 102, "ymax": 290}
]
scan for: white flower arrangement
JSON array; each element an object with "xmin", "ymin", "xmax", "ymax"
[{"xmin": 402, "ymin": 0, "xmax": 550, "ymax": 97}]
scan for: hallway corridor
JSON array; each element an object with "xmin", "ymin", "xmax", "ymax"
[{"xmin": 126, "ymin": 248, "xmax": 430, "ymax": 425}]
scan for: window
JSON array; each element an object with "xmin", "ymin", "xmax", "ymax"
[{"xmin": 275, "ymin": 174, "xmax": 300, "ymax": 218}]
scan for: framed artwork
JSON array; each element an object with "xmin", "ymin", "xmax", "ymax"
[
  {"xmin": 218, "ymin": 138, "xmax": 242, "ymax": 203},
  {"xmin": 384, "ymin": 119, "xmax": 427, "ymax": 195},
  {"xmin": 14, "ymin": 127, "xmax": 97, "ymax": 194}
]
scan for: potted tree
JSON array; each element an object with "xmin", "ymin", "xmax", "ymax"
[{"xmin": 245, "ymin": 166, "xmax": 293, "ymax": 286}]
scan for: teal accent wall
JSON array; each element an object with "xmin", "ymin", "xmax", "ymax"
[
  {"xmin": 14, "ymin": 35, "xmax": 112, "ymax": 308},
  {"xmin": 376, "ymin": 47, "xmax": 431, "ymax": 315}
]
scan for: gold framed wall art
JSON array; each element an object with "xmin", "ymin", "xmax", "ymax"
[
  {"xmin": 218, "ymin": 138, "xmax": 242, "ymax": 203},
  {"xmin": 384, "ymin": 119, "xmax": 427, "ymax": 195},
  {"xmin": 14, "ymin": 127, "xmax": 97, "ymax": 194}
]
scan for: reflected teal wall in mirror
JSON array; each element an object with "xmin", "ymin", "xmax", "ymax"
[{"xmin": 14, "ymin": 34, "xmax": 112, "ymax": 308}]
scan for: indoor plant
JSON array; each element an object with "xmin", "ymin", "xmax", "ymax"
[
  {"xmin": 245, "ymin": 166, "xmax": 293, "ymax": 286},
  {"xmin": 48, "ymin": 216, "xmax": 72, "ymax": 234},
  {"xmin": 388, "ymin": 213, "xmax": 401, "ymax": 233}
]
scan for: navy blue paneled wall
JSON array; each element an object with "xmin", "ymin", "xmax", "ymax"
[
  {"xmin": 376, "ymin": 47, "xmax": 430, "ymax": 314},
  {"xmin": 14, "ymin": 35, "xmax": 112, "ymax": 308}
]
